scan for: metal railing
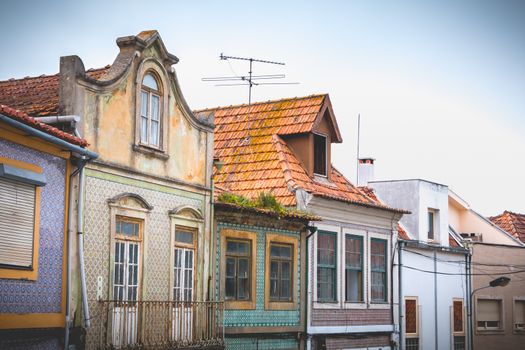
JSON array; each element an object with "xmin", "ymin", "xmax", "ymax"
[{"xmin": 90, "ymin": 300, "xmax": 224, "ymax": 349}]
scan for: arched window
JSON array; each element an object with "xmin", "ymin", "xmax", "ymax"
[{"xmin": 140, "ymin": 73, "xmax": 161, "ymax": 147}]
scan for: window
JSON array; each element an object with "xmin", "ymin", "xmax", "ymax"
[
  {"xmin": 405, "ymin": 297, "xmax": 419, "ymax": 349},
  {"xmin": 345, "ymin": 235, "xmax": 363, "ymax": 302},
  {"xmin": 140, "ymin": 73, "xmax": 161, "ymax": 148},
  {"xmin": 453, "ymin": 299, "xmax": 465, "ymax": 350},
  {"xmin": 428, "ymin": 209, "xmax": 439, "ymax": 241},
  {"xmin": 0, "ymin": 157, "xmax": 45, "ymax": 281},
  {"xmin": 317, "ymin": 231, "xmax": 336, "ymax": 302},
  {"xmin": 477, "ymin": 299, "xmax": 502, "ymax": 330},
  {"xmin": 370, "ymin": 239, "xmax": 387, "ymax": 302},
  {"xmin": 225, "ymin": 239, "xmax": 251, "ymax": 301},
  {"xmin": 269, "ymin": 243, "xmax": 292, "ymax": 301},
  {"xmin": 113, "ymin": 216, "xmax": 142, "ymax": 302},
  {"xmin": 173, "ymin": 227, "xmax": 195, "ymax": 302},
  {"xmin": 314, "ymin": 133, "xmax": 327, "ymax": 176},
  {"xmin": 515, "ymin": 300, "xmax": 525, "ymax": 331}
]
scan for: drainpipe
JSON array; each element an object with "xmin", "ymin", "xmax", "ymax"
[
  {"xmin": 434, "ymin": 249, "xmax": 438, "ymax": 350},
  {"xmin": 398, "ymin": 241, "xmax": 404, "ymax": 350},
  {"xmin": 77, "ymin": 161, "xmax": 91, "ymax": 328},
  {"xmin": 305, "ymin": 226, "xmax": 317, "ymax": 350},
  {"xmin": 466, "ymin": 246, "xmax": 473, "ymax": 350}
]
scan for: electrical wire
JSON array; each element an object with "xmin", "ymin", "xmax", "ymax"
[{"xmin": 399, "ymin": 264, "xmax": 525, "ymax": 276}]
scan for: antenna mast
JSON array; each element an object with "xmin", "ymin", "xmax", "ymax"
[
  {"xmin": 356, "ymin": 113, "xmax": 361, "ymax": 185},
  {"xmin": 202, "ymin": 54, "xmax": 297, "ymax": 106}
]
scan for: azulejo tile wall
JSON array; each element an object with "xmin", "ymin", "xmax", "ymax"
[
  {"xmin": 215, "ymin": 223, "xmax": 301, "ymax": 328},
  {"xmin": 0, "ymin": 139, "xmax": 66, "ymax": 314}
]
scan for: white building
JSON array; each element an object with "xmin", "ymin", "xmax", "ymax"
[{"xmin": 369, "ymin": 178, "xmax": 469, "ymax": 350}]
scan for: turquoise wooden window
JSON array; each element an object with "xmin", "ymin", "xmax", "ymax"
[
  {"xmin": 317, "ymin": 231, "xmax": 337, "ymax": 302},
  {"xmin": 370, "ymin": 238, "xmax": 387, "ymax": 302}
]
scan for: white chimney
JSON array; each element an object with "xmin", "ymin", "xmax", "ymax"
[{"xmin": 357, "ymin": 158, "xmax": 375, "ymax": 187}]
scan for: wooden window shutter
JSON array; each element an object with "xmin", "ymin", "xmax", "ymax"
[
  {"xmin": 405, "ymin": 298, "xmax": 418, "ymax": 334},
  {"xmin": 0, "ymin": 177, "xmax": 36, "ymax": 268},
  {"xmin": 453, "ymin": 300, "xmax": 464, "ymax": 333}
]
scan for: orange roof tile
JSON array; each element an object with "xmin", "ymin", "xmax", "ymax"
[
  {"xmin": 200, "ymin": 95, "xmax": 406, "ymax": 213},
  {"xmin": 0, "ymin": 104, "xmax": 88, "ymax": 146},
  {"xmin": 0, "ymin": 67, "xmax": 110, "ymax": 117},
  {"xmin": 489, "ymin": 211, "xmax": 525, "ymax": 243}
]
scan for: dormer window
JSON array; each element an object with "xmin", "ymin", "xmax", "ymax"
[
  {"xmin": 314, "ymin": 134, "xmax": 327, "ymax": 176},
  {"xmin": 140, "ymin": 73, "xmax": 161, "ymax": 147}
]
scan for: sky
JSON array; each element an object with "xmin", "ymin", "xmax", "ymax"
[{"xmin": 1, "ymin": 0, "xmax": 524, "ymax": 216}]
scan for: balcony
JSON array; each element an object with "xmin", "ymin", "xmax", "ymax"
[{"xmin": 89, "ymin": 300, "xmax": 224, "ymax": 349}]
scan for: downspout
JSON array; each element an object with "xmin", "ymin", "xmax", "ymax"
[
  {"xmin": 466, "ymin": 246, "xmax": 473, "ymax": 350},
  {"xmin": 305, "ymin": 226, "xmax": 317, "ymax": 350},
  {"xmin": 65, "ymin": 165, "xmax": 81, "ymax": 348},
  {"xmin": 434, "ymin": 249, "xmax": 438, "ymax": 350},
  {"xmin": 77, "ymin": 160, "xmax": 91, "ymax": 328},
  {"xmin": 398, "ymin": 241, "xmax": 403, "ymax": 350}
]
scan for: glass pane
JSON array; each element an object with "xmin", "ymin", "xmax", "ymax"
[
  {"xmin": 270, "ymin": 261, "xmax": 278, "ymax": 279},
  {"xmin": 143, "ymin": 74, "xmax": 158, "ymax": 90},
  {"xmin": 317, "ymin": 267, "xmax": 335, "ymax": 301},
  {"xmin": 116, "ymin": 220, "xmax": 139, "ymax": 236},
  {"xmin": 141, "ymin": 91, "xmax": 148, "ymax": 116},
  {"xmin": 237, "ymin": 241, "xmax": 249, "ymax": 255},
  {"xmin": 226, "ymin": 241, "xmax": 237, "ymax": 254},
  {"xmin": 405, "ymin": 299, "xmax": 417, "ymax": 334},
  {"xmin": 238, "ymin": 277, "xmax": 249, "ymax": 300},
  {"xmin": 270, "ymin": 245, "xmax": 280, "ymax": 257},
  {"xmin": 454, "ymin": 300, "xmax": 464, "ymax": 332},
  {"xmin": 270, "ymin": 278, "xmax": 278, "ymax": 298},
  {"xmin": 281, "ymin": 279, "xmax": 291, "ymax": 300},
  {"xmin": 151, "ymin": 120, "xmax": 159, "ymax": 146},
  {"xmin": 226, "ymin": 258, "xmax": 235, "ymax": 278},
  {"xmin": 141, "ymin": 116, "xmax": 148, "ymax": 143},
  {"xmin": 318, "ymin": 233, "xmax": 336, "ymax": 266},
  {"xmin": 345, "ymin": 269, "xmax": 362, "ymax": 302},
  {"xmin": 238, "ymin": 258, "xmax": 248, "ymax": 278},
  {"xmin": 371, "ymin": 271, "xmax": 386, "ymax": 301},
  {"xmin": 280, "ymin": 245, "xmax": 291, "ymax": 258},
  {"xmin": 282, "ymin": 261, "xmax": 290, "ymax": 280},
  {"xmin": 175, "ymin": 230, "xmax": 193, "ymax": 244},
  {"xmin": 225, "ymin": 277, "xmax": 235, "ymax": 299},
  {"xmin": 151, "ymin": 95, "xmax": 160, "ymax": 121}
]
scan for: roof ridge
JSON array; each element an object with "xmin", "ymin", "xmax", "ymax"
[
  {"xmin": 194, "ymin": 93, "xmax": 327, "ymax": 113},
  {"xmin": 0, "ymin": 65, "xmax": 111, "ymax": 83},
  {"xmin": 271, "ymin": 135, "xmax": 298, "ymax": 192}
]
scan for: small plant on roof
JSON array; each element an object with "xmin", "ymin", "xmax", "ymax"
[{"xmin": 254, "ymin": 192, "xmax": 286, "ymax": 215}]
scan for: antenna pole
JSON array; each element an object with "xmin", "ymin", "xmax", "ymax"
[
  {"xmin": 249, "ymin": 58, "xmax": 253, "ymax": 105},
  {"xmin": 356, "ymin": 113, "xmax": 361, "ymax": 185}
]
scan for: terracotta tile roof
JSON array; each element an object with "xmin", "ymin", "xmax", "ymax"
[
  {"xmin": 489, "ymin": 211, "xmax": 525, "ymax": 243},
  {"xmin": 0, "ymin": 66, "xmax": 110, "ymax": 117},
  {"xmin": 200, "ymin": 95, "xmax": 406, "ymax": 213},
  {"xmin": 0, "ymin": 104, "xmax": 88, "ymax": 147},
  {"xmin": 449, "ymin": 235, "xmax": 460, "ymax": 247}
]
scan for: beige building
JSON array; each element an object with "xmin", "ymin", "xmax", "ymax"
[{"xmin": 448, "ymin": 190, "xmax": 525, "ymax": 350}]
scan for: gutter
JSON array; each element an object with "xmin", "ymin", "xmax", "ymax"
[
  {"xmin": 34, "ymin": 115, "xmax": 81, "ymax": 124},
  {"xmin": 0, "ymin": 113, "xmax": 97, "ymax": 159}
]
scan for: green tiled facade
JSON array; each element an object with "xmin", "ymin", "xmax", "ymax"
[{"xmin": 215, "ymin": 223, "xmax": 302, "ymax": 328}]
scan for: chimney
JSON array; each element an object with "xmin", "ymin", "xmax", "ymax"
[{"xmin": 357, "ymin": 158, "xmax": 375, "ymax": 187}]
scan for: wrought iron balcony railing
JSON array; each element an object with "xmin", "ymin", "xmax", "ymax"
[{"xmin": 89, "ymin": 300, "xmax": 224, "ymax": 349}]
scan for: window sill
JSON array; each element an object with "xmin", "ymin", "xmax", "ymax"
[
  {"xmin": 266, "ymin": 300, "xmax": 296, "ymax": 311},
  {"xmin": 475, "ymin": 329, "xmax": 505, "ymax": 335},
  {"xmin": 133, "ymin": 144, "xmax": 169, "ymax": 160},
  {"xmin": 225, "ymin": 300, "xmax": 256, "ymax": 310}
]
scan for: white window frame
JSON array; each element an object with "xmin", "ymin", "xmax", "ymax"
[
  {"xmin": 513, "ymin": 297, "xmax": 525, "ymax": 333},
  {"xmin": 313, "ymin": 223, "xmax": 340, "ymax": 309},
  {"xmin": 368, "ymin": 232, "xmax": 390, "ymax": 309},
  {"xmin": 475, "ymin": 296, "xmax": 504, "ymax": 332},
  {"xmin": 342, "ymin": 228, "xmax": 367, "ymax": 309}
]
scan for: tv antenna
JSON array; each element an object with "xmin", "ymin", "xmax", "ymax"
[{"xmin": 202, "ymin": 54, "xmax": 299, "ymax": 105}]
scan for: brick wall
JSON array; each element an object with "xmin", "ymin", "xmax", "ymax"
[
  {"xmin": 322, "ymin": 334, "xmax": 390, "ymax": 350},
  {"xmin": 311, "ymin": 308, "xmax": 392, "ymax": 326}
]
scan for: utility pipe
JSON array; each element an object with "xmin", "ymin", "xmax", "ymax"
[
  {"xmin": 77, "ymin": 162, "xmax": 91, "ymax": 328},
  {"xmin": 434, "ymin": 250, "xmax": 438, "ymax": 350},
  {"xmin": 34, "ymin": 115, "xmax": 80, "ymax": 124},
  {"xmin": 398, "ymin": 241, "xmax": 404, "ymax": 350},
  {"xmin": 0, "ymin": 114, "xmax": 98, "ymax": 159}
]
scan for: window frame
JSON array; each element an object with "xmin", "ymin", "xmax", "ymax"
[
  {"xmin": 370, "ymin": 238, "xmax": 388, "ymax": 303},
  {"xmin": 0, "ymin": 157, "xmax": 43, "ymax": 280},
  {"xmin": 427, "ymin": 208, "xmax": 439, "ymax": 242},
  {"xmin": 405, "ymin": 296, "xmax": 419, "ymax": 338},
  {"xmin": 139, "ymin": 72, "xmax": 162, "ymax": 149},
  {"xmin": 134, "ymin": 60, "xmax": 169, "ymax": 155},
  {"xmin": 313, "ymin": 133, "xmax": 328, "ymax": 177},
  {"xmin": 220, "ymin": 229, "xmax": 257, "ymax": 310},
  {"xmin": 344, "ymin": 234, "xmax": 364, "ymax": 303},
  {"xmin": 452, "ymin": 298, "xmax": 465, "ymax": 335},
  {"xmin": 475, "ymin": 297, "xmax": 504, "ymax": 333},
  {"xmin": 316, "ymin": 230, "xmax": 337, "ymax": 303},
  {"xmin": 264, "ymin": 233, "xmax": 298, "ymax": 310},
  {"xmin": 513, "ymin": 298, "xmax": 525, "ymax": 333},
  {"xmin": 173, "ymin": 226, "xmax": 197, "ymax": 302}
]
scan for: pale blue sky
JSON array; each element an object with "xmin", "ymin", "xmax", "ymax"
[{"xmin": 1, "ymin": 0, "xmax": 524, "ymax": 215}]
